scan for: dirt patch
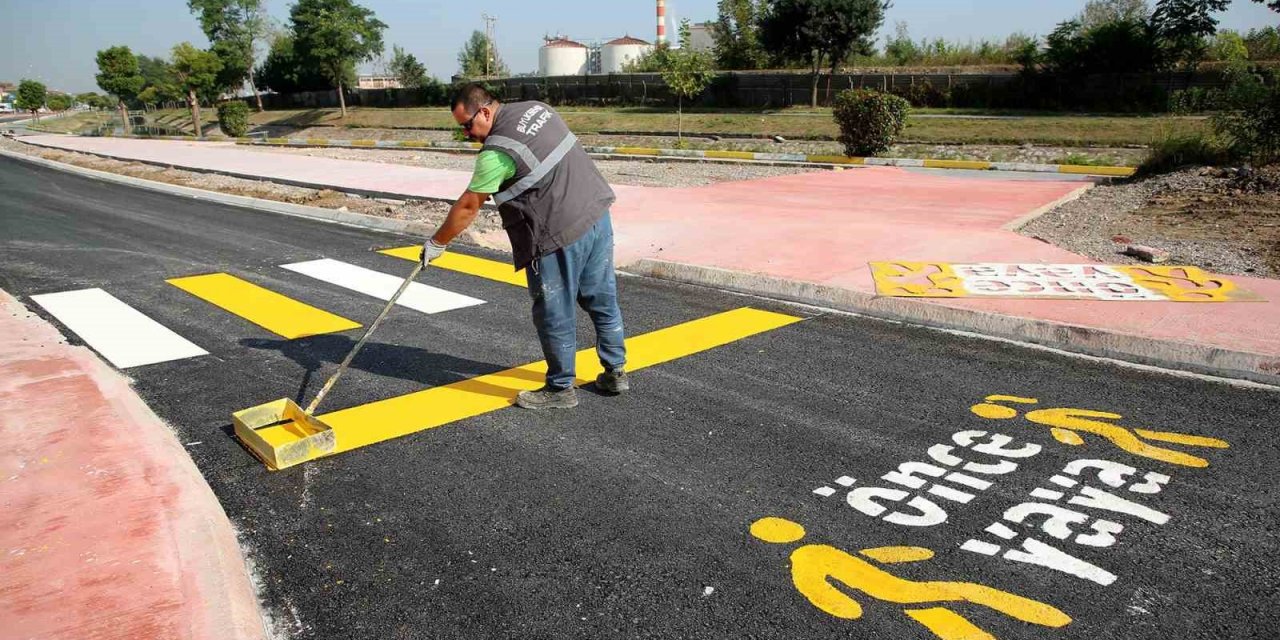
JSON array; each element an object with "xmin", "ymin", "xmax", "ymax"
[
  {"xmin": 1021, "ymin": 165, "xmax": 1280, "ymax": 278},
  {"xmin": 242, "ymin": 144, "xmax": 822, "ymax": 188},
  {"xmin": 253, "ymin": 124, "xmax": 1144, "ymax": 167},
  {"xmin": 0, "ymin": 137, "xmax": 499, "ymax": 238}
]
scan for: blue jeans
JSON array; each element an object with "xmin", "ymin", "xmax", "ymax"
[{"xmin": 527, "ymin": 212, "xmax": 627, "ymax": 389}]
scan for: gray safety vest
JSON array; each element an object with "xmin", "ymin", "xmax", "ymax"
[{"xmin": 482, "ymin": 101, "xmax": 616, "ymax": 270}]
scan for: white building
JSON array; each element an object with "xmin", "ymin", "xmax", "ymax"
[
  {"xmin": 601, "ymin": 36, "xmax": 653, "ymax": 74},
  {"xmin": 539, "ymin": 37, "xmax": 589, "ymax": 76},
  {"xmin": 687, "ymin": 22, "xmax": 714, "ymax": 52}
]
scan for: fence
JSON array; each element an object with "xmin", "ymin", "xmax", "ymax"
[{"xmin": 254, "ymin": 69, "xmax": 1229, "ymax": 112}]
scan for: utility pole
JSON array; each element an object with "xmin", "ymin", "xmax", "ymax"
[{"xmin": 481, "ymin": 13, "xmax": 497, "ymax": 78}]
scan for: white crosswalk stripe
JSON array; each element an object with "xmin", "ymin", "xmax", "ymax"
[
  {"xmin": 29, "ymin": 288, "xmax": 209, "ymax": 368},
  {"xmin": 280, "ymin": 258, "xmax": 486, "ymax": 315}
]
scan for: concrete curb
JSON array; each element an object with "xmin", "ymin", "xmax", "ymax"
[
  {"xmin": 14, "ymin": 137, "xmax": 493, "ymax": 207},
  {"xmin": 0, "ymin": 147, "xmax": 447, "ymax": 238},
  {"xmin": 622, "ymin": 259, "xmax": 1280, "ymax": 387},
  {"xmin": 8, "ymin": 145, "xmax": 1271, "ymax": 386},
  {"xmin": 234, "ymin": 137, "xmax": 1136, "ymax": 178}
]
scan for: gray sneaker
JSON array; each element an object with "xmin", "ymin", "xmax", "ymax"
[
  {"xmin": 596, "ymin": 369, "xmax": 630, "ymax": 394},
  {"xmin": 516, "ymin": 386, "xmax": 579, "ymax": 410}
]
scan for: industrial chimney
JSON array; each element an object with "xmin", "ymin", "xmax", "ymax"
[{"xmin": 656, "ymin": 0, "xmax": 667, "ymax": 45}]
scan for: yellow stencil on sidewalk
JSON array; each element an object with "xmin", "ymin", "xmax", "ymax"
[
  {"xmin": 871, "ymin": 262, "xmax": 1263, "ymax": 302},
  {"xmin": 1113, "ymin": 265, "xmax": 1259, "ymax": 302},
  {"xmin": 870, "ymin": 262, "xmax": 965, "ymax": 298}
]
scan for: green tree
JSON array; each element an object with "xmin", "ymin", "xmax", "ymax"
[
  {"xmin": 46, "ymin": 93, "xmax": 73, "ymax": 112},
  {"xmin": 95, "ymin": 46, "xmax": 145, "ymax": 133},
  {"xmin": 75, "ymin": 92, "xmax": 103, "ymax": 108},
  {"xmin": 883, "ymin": 22, "xmax": 920, "ymax": 65},
  {"xmin": 760, "ymin": 0, "xmax": 890, "ymax": 107},
  {"xmin": 622, "ymin": 44, "xmax": 673, "ymax": 72},
  {"xmin": 662, "ymin": 21, "xmax": 717, "ymax": 141},
  {"xmin": 255, "ymin": 31, "xmax": 338, "ymax": 93},
  {"xmin": 1151, "ymin": 0, "xmax": 1231, "ymax": 67},
  {"xmin": 170, "ymin": 42, "xmax": 224, "ymax": 136},
  {"xmin": 135, "ymin": 55, "xmax": 182, "ymax": 107},
  {"xmin": 1254, "ymin": 0, "xmax": 1279, "ymax": 10},
  {"xmin": 1040, "ymin": 18, "xmax": 1163, "ymax": 74},
  {"xmin": 457, "ymin": 30, "xmax": 507, "ymax": 78},
  {"xmin": 14, "ymin": 80, "xmax": 47, "ymax": 121},
  {"xmin": 1209, "ymin": 30, "xmax": 1250, "ymax": 60},
  {"xmin": 1245, "ymin": 26, "xmax": 1280, "ymax": 60},
  {"xmin": 188, "ymin": 0, "xmax": 268, "ymax": 111},
  {"xmin": 712, "ymin": 0, "xmax": 766, "ymax": 70},
  {"xmin": 291, "ymin": 0, "xmax": 387, "ymax": 117},
  {"xmin": 1079, "ymin": 0, "xmax": 1150, "ymax": 28},
  {"xmin": 389, "ymin": 45, "xmax": 428, "ymax": 88}
]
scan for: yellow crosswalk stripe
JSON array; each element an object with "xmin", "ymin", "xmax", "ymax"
[
  {"xmin": 379, "ymin": 246, "xmax": 528, "ymax": 287},
  {"xmin": 168, "ymin": 273, "xmax": 360, "ymax": 339},
  {"xmin": 251, "ymin": 307, "xmax": 802, "ymax": 465}
]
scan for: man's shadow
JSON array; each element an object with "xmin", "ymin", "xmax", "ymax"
[{"xmin": 239, "ymin": 335, "xmax": 541, "ymax": 406}]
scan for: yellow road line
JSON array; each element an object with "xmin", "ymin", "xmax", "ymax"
[
  {"xmin": 168, "ymin": 273, "xmax": 360, "ymax": 339},
  {"xmin": 379, "ymin": 247, "xmax": 528, "ymax": 287},
  {"xmin": 252, "ymin": 307, "xmax": 803, "ymax": 463}
]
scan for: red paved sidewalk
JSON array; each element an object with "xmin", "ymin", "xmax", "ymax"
[
  {"xmin": 0, "ymin": 290, "xmax": 266, "ymax": 639},
  {"xmin": 20, "ymin": 134, "xmax": 1280, "ymax": 383}
]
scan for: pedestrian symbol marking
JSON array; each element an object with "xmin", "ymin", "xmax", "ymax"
[
  {"xmin": 750, "ymin": 517, "xmax": 1071, "ymax": 639},
  {"xmin": 246, "ymin": 307, "xmax": 802, "ymax": 467},
  {"xmin": 970, "ymin": 395, "xmax": 1230, "ymax": 468},
  {"xmin": 167, "ymin": 273, "xmax": 361, "ymax": 339},
  {"xmin": 379, "ymin": 246, "xmax": 527, "ymax": 288}
]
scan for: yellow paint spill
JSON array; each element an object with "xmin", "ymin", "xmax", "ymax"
[{"xmin": 168, "ymin": 273, "xmax": 360, "ymax": 339}]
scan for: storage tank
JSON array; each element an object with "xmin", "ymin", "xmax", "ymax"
[
  {"xmin": 601, "ymin": 36, "xmax": 652, "ymax": 73},
  {"xmin": 539, "ymin": 37, "xmax": 589, "ymax": 76}
]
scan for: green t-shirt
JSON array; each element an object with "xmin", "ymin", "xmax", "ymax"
[{"xmin": 467, "ymin": 149, "xmax": 518, "ymax": 194}]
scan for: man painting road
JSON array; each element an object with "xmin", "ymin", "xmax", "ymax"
[{"xmin": 423, "ymin": 83, "xmax": 628, "ymax": 409}]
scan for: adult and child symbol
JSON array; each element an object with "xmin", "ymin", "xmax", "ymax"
[{"xmin": 751, "ymin": 394, "xmax": 1230, "ymax": 640}]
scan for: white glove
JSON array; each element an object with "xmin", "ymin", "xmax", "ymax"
[{"xmin": 421, "ymin": 238, "xmax": 447, "ymax": 266}]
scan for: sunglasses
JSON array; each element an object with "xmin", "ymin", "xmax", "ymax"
[{"xmin": 461, "ymin": 101, "xmax": 492, "ymax": 132}]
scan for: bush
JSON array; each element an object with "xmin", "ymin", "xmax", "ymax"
[
  {"xmin": 1138, "ymin": 134, "xmax": 1233, "ymax": 175},
  {"xmin": 890, "ymin": 80, "xmax": 949, "ymax": 109},
  {"xmin": 1211, "ymin": 66, "xmax": 1280, "ymax": 165},
  {"xmin": 217, "ymin": 101, "xmax": 250, "ymax": 137},
  {"xmin": 833, "ymin": 89, "xmax": 910, "ymax": 157}
]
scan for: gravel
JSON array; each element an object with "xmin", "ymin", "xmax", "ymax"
[
  {"xmin": 249, "ymin": 125, "xmax": 1144, "ymax": 166},
  {"xmin": 1020, "ymin": 166, "xmax": 1278, "ymax": 278}
]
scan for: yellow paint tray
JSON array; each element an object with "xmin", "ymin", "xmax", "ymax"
[{"xmin": 232, "ymin": 398, "xmax": 336, "ymax": 471}]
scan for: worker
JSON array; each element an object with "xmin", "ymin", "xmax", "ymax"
[{"xmin": 422, "ymin": 83, "xmax": 627, "ymax": 409}]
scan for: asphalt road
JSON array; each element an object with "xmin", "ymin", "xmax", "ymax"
[{"xmin": 2, "ymin": 155, "xmax": 1278, "ymax": 640}]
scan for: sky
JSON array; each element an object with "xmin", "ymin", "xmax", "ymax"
[{"xmin": 1, "ymin": 0, "xmax": 1276, "ymax": 94}]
